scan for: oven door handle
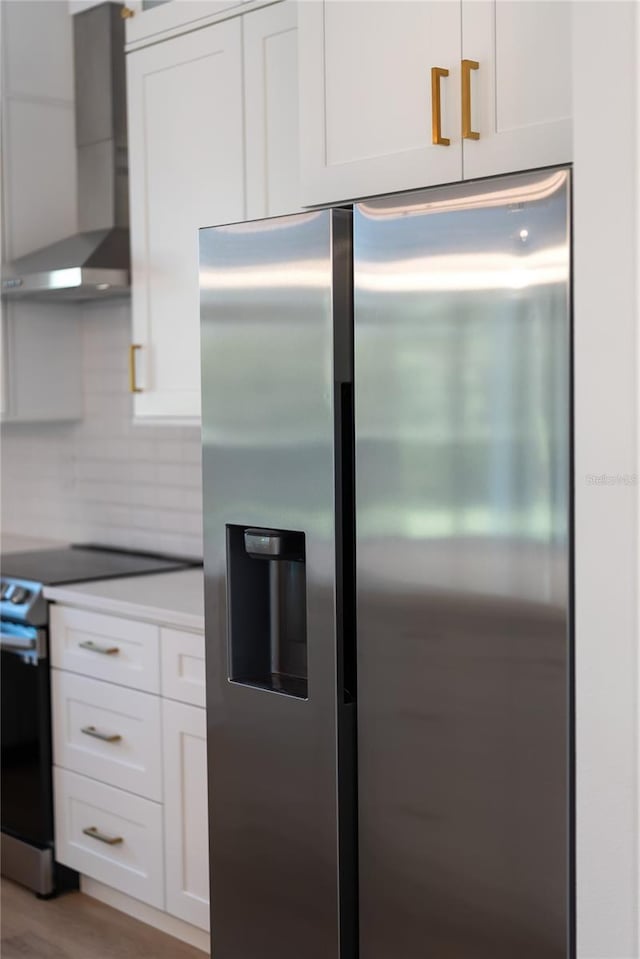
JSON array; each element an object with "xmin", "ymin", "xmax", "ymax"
[{"xmin": 0, "ymin": 629, "xmax": 47, "ymax": 660}]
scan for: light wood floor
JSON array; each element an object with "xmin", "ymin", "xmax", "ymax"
[{"xmin": 1, "ymin": 878, "xmax": 208, "ymax": 959}]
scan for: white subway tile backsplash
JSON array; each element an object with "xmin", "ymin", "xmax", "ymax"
[{"xmin": 1, "ymin": 301, "xmax": 204, "ymax": 558}]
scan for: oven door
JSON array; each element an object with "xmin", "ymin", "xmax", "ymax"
[{"xmin": 1, "ymin": 621, "xmax": 53, "ymax": 848}]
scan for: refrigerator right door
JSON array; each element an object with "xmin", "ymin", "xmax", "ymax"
[{"xmin": 354, "ymin": 168, "xmax": 571, "ymax": 959}]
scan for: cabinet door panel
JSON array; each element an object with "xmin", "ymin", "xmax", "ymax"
[
  {"xmin": 299, "ymin": 1, "xmax": 462, "ymax": 206},
  {"xmin": 3, "ymin": 98, "xmax": 77, "ymax": 261},
  {"xmin": 162, "ymin": 699, "xmax": 210, "ymax": 930},
  {"xmin": 244, "ymin": 1, "xmax": 301, "ymax": 218},
  {"xmin": 462, "ymin": 1, "xmax": 572, "ymax": 179},
  {"xmin": 128, "ymin": 20, "xmax": 245, "ymax": 420}
]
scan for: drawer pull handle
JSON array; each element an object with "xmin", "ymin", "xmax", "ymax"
[
  {"xmin": 83, "ymin": 826, "xmax": 123, "ymax": 846},
  {"xmin": 431, "ymin": 66, "xmax": 450, "ymax": 146},
  {"xmin": 79, "ymin": 640, "xmax": 119, "ymax": 656},
  {"xmin": 81, "ymin": 725, "xmax": 122, "ymax": 744}
]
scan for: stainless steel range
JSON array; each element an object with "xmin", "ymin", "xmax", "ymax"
[{"xmin": 0, "ymin": 544, "xmax": 200, "ymax": 896}]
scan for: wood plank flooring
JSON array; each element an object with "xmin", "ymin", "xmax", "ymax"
[{"xmin": 1, "ymin": 878, "xmax": 208, "ymax": 959}]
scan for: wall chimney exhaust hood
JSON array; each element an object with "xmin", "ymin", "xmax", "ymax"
[{"xmin": 1, "ymin": 3, "xmax": 130, "ymax": 301}]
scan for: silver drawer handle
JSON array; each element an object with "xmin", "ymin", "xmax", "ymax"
[
  {"xmin": 79, "ymin": 640, "xmax": 119, "ymax": 655},
  {"xmin": 81, "ymin": 725, "xmax": 122, "ymax": 744},
  {"xmin": 83, "ymin": 826, "xmax": 123, "ymax": 846}
]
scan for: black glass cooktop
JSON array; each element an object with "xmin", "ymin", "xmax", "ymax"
[{"xmin": 2, "ymin": 544, "xmax": 201, "ymax": 586}]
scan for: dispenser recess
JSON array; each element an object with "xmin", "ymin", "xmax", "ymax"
[{"xmin": 227, "ymin": 525, "xmax": 307, "ymax": 699}]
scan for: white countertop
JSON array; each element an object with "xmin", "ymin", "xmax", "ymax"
[{"xmin": 44, "ymin": 568, "xmax": 205, "ymax": 632}]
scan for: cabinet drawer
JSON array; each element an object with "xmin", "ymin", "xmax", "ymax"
[
  {"xmin": 160, "ymin": 628, "xmax": 205, "ymax": 707},
  {"xmin": 51, "ymin": 671, "xmax": 162, "ymax": 802},
  {"xmin": 54, "ymin": 767, "xmax": 164, "ymax": 909},
  {"xmin": 50, "ymin": 605, "xmax": 160, "ymax": 693}
]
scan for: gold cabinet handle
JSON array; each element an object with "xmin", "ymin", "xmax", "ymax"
[
  {"xmin": 81, "ymin": 725, "xmax": 122, "ymax": 744},
  {"xmin": 129, "ymin": 344, "xmax": 143, "ymax": 393},
  {"xmin": 79, "ymin": 640, "xmax": 119, "ymax": 656},
  {"xmin": 83, "ymin": 826, "xmax": 123, "ymax": 846},
  {"xmin": 120, "ymin": 6, "xmax": 135, "ymax": 18},
  {"xmin": 462, "ymin": 59, "xmax": 480, "ymax": 140},
  {"xmin": 431, "ymin": 67, "xmax": 450, "ymax": 146}
]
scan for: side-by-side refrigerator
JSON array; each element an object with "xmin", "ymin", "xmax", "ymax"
[{"xmin": 200, "ymin": 167, "xmax": 572, "ymax": 959}]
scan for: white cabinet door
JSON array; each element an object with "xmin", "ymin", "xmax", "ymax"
[
  {"xmin": 0, "ymin": 302, "xmax": 82, "ymax": 423},
  {"xmin": 127, "ymin": 19, "xmax": 245, "ymax": 421},
  {"xmin": 299, "ymin": 1, "xmax": 462, "ymax": 206},
  {"xmin": 461, "ymin": 1, "xmax": 572, "ymax": 179},
  {"xmin": 244, "ymin": 0, "xmax": 301, "ymax": 219},
  {"xmin": 162, "ymin": 699, "xmax": 210, "ymax": 930},
  {"xmin": 2, "ymin": 97, "xmax": 77, "ymax": 262}
]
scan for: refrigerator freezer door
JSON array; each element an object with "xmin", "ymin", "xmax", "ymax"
[
  {"xmin": 200, "ymin": 209, "xmax": 353, "ymax": 959},
  {"xmin": 354, "ymin": 169, "xmax": 571, "ymax": 959}
]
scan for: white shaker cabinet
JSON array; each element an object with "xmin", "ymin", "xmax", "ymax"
[
  {"xmin": 162, "ymin": 698, "xmax": 210, "ymax": 931},
  {"xmin": 299, "ymin": 1, "xmax": 462, "ymax": 206},
  {"xmin": 50, "ymin": 598, "xmax": 210, "ymax": 942},
  {"xmin": 127, "ymin": 1, "xmax": 301, "ymax": 421},
  {"xmin": 244, "ymin": 0, "xmax": 301, "ymax": 219},
  {"xmin": 461, "ymin": 1, "xmax": 572, "ymax": 180},
  {"xmin": 0, "ymin": 1, "xmax": 82, "ymax": 423},
  {"xmin": 0, "ymin": 303, "xmax": 82, "ymax": 423},
  {"xmin": 127, "ymin": 18, "xmax": 245, "ymax": 421},
  {"xmin": 298, "ymin": 0, "xmax": 572, "ymax": 207}
]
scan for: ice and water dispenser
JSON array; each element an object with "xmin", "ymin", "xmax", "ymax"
[{"xmin": 226, "ymin": 525, "xmax": 307, "ymax": 699}]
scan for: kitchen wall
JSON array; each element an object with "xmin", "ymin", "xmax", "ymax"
[{"xmin": 1, "ymin": 300, "xmax": 204, "ymax": 558}]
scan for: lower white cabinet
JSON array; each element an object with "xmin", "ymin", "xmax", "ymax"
[
  {"xmin": 51, "ymin": 603, "xmax": 209, "ymax": 938},
  {"xmin": 54, "ymin": 767, "xmax": 165, "ymax": 909},
  {"xmin": 162, "ymin": 699, "xmax": 210, "ymax": 931}
]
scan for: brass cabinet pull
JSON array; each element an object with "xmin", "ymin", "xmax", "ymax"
[
  {"xmin": 120, "ymin": 6, "xmax": 135, "ymax": 18},
  {"xmin": 129, "ymin": 344, "xmax": 143, "ymax": 393},
  {"xmin": 81, "ymin": 725, "xmax": 122, "ymax": 744},
  {"xmin": 431, "ymin": 67, "xmax": 450, "ymax": 146},
  {"xmin": 83, "ymin": 826, "xmax": 123, "ymax": 846},
  {"xmin": 79, "ymin": 640, "xmax": 119, "ymax": 656},
  {"xmin": 461, "ymin": 59, "xmax": 480, "ymax": 140}
]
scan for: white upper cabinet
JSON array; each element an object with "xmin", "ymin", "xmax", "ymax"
[
  {"xmin": 127, "ymin": 19, "xmax": 245, "ymax": 420},
  {"xmin": 244, "ymin": 1, "xmax": 301, "ymax": 219},
  {"xmin": 299, "ymin": 1, "xmax": 462, "ymax": 206},
  {"xmin": 461, "ymin": 1, "xmax": 572, "ymax": 180},
  {"xmin": 0, "ymin": 1, "xmax": 82, "ymax": 423},
  {"xmin": 298, "ymin": 0, "xmax": 572, "ymax": 207},
  {"xmin": 127, "ymin": 0, "xmax": 300, "ymax": 421}
]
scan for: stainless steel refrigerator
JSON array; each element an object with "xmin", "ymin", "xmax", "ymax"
[{"xmin": 199, "ymin": 167, "xmax": 571, "ymax": 959}]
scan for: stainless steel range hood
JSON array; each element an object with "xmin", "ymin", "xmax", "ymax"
[{"xmin": 1, "ymin": 3, "xmax": 130, "ymax": 301}]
